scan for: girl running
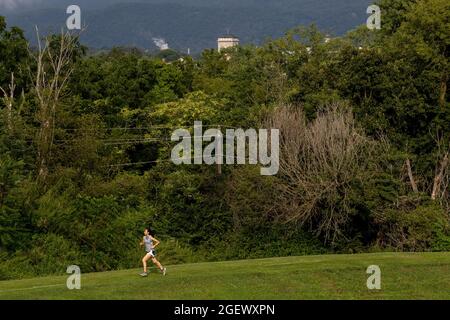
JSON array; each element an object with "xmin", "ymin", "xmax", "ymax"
[{"xmin": 139, "ymin": 228, "xmax": 166, "ymax": 277}]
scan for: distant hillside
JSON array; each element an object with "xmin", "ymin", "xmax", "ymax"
[{"xmin": 3, "ymin": 0, "xmax": 372, "ymax": 53}]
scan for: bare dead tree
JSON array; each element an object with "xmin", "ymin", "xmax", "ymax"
[
  {"xmin": 30, "ymin": 28, "xmax": 77, "ymax": 185},
  {"xmin": 0, "ymin": 72, "xmax": 16, "ymax": 132},
  {"xmin": 266, "ymin": 103, "xmax": 378, "ymax": 243}
]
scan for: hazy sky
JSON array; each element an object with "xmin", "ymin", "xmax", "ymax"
[
  {"xmin": 0, "ymin": 0, "xmax": 39, "ymax": 10},
  {"xmin": 0, "ymin": 0, "xmax": 371, "ymax": 11},
  {"xmin": 0, "ymin": 0, "xmax": 130, "ymax": 10}
]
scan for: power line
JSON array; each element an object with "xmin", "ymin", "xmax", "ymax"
[
  {"xmin": 23, "ymin": 124, "xmax": 240, "ymax": 132},
  {"xmin": 50, "ymin": 133, "xmax": 243, "ymax": 145}
]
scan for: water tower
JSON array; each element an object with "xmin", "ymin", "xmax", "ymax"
[{"xmin": 217, "ymin": 34, "xmax": 240, "ymax": 52}]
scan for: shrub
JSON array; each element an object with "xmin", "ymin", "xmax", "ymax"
[
  {"xmin": 198, "ymin": 225, "xmax": 327, "ymax": 262},
  {"xmin": 155, "ymin": 169, "xmax": 231, "ymax": 245},
  {"xmin": 0, "ymin": 234, "xmax": 87, "ymax": 280},
  {"xmin": 374, "ymin": 200, "xmax": 450, "ymax": 251},
  {"xmin": 83, "ymin": 173, "xmax": 148, "ymax": 209},
  {"xmin": 27, "ymin": 233, "xmax": 86, "ymax": 276},
  {"xmin": 155, "ymin": 238, "xmax": 198, "ymax": 265},
  {"xmin": 266, "ymin": 103, "xmax": 384, "ymax": 244},
  {"xmin": 0, "ymin": 252, "xmax": 35, "ymax": 280},
  {"xmin": 221, "ymin": 165, "xmax": 328, "ymax": 260}
]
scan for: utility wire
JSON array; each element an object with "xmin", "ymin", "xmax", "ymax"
[{"xmin": 22, "ymin": 124, "xmax": 240, "ymax": 131}]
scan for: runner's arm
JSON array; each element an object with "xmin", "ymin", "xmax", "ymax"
[{"xmin": 150, "ymin": 235, "xmax": 160, "ymax": 248}]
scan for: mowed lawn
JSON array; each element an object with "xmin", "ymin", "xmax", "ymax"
[{"xmin": 0, "ymin": 252, "xmax": 449, "ymax": 300}]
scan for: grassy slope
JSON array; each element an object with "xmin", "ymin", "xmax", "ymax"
[{"xmin": 1, "ymin": 252, "xmax": 449, "ymax": 300}]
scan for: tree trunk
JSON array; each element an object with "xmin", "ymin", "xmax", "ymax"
[
  {"xmin": 431, "ymin": 152, "xmax": 449, "ymax": 200},
  {"xmin": 405, "ymin": 159, "xmax": 418, "ymax": 193},
  {"xmin": 31, "ymin": 30, "xmax": 76, "ymax": 186}
]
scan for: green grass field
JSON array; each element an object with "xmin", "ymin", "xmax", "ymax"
[{"xmin": 1, "ymin": 252, "xmax": 449, "ymax": 300}]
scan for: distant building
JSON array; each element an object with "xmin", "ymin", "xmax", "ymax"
[{"xmin": 217, "ymin": 35, "xmax": 240, "ymax": 52}]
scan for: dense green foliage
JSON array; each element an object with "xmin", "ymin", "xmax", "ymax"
[{"xmin": 0, "ymin": 0, "xmax": 449, "ymax": 279}]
